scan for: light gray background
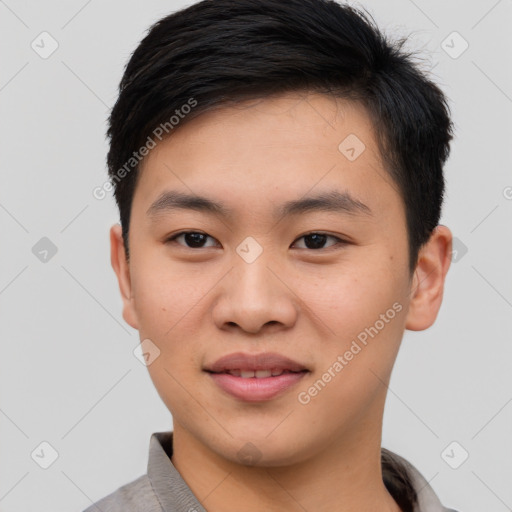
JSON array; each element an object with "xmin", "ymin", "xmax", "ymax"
[{"xmin": 1, "ymin": 1, "xmax": 511, "ymax": 511}]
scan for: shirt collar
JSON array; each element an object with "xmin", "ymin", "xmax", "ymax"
[
  {"xmin": 148, "ymin": 431, "xmax": 207, "ymax": 512},
  {"xmin": 147, "ymin": 431, "xmax": 446, "ymax": 512}
]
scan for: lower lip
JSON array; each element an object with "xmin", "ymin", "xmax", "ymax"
[{"xmin": 207, "ymin": 371, "xmax": 308, "ymax": 402}]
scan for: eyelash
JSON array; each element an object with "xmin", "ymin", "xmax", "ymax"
[{"xmin": 165, "ymin": 231, "xmax": 348, "ymax": 251}]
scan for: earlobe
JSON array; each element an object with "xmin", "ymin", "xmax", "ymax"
[
  {"xmin": 110, "ymin": 224, "xmax": 139, "ymax": 330},
  {"xmin": 405, "ymin": 225, "xmax": 452, "ymax": 331}
]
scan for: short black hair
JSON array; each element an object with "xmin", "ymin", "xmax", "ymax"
[{"xmin": 106, "ymin": 0, "xmax": 453, "ymax": 275}]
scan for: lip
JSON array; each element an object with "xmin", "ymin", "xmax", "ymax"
[
  {"xmin": 205, "ymin": 352, "xmax": 308, "ymax": 373},
  {"xmin": 204, "ymin": 352, "xmax": 309, "ymax": 402}
]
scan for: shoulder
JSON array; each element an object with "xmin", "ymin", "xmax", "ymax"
[{"xmin": 82, "ymin": 473, "xmax": 163, "ymax": 512}]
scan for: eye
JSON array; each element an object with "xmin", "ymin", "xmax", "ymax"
[
  {"xmin": 166, "ymin": 231, "xmax": 219, "ymax": 249},
  {"xmin": 292, "ymin": 232, "xmax": 346, "ymax": 250},
  {"xmin": 165, "ymin": 231, "xmax": 347, "ymax": 251}
]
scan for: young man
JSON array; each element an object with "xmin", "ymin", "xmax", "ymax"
[{"xmin": 87, "ymin": 0, "xmax": 458, "ymax": 510}]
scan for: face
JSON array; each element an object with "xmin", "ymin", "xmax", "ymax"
[{"xmin": 111, "ymin": 92, "xmax": 451, "ymax": 466}]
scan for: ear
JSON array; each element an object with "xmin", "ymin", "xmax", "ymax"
[
  {"xmin": 110, "ymin": 224, "xmax": 139, "ymax": 330},
  {"xmin": 405, "ymin": 225, "xmax": 452, "ymax": 331}
]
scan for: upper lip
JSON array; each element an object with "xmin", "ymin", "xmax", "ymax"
[{"xmin": 205, "ymin": 352, "xmax": 308, "ymax": 373}]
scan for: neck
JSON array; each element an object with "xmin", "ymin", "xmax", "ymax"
[{"xmin": 170, "ymin": 420, "xmax": 402, "ymax": 512}]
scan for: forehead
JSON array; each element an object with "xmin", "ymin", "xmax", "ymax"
[{"xmin": 132, "ymin": 92, "xmax": 401, "ymax": 222}]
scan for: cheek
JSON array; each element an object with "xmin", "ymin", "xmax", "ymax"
[
  {"xmin": 129, "ymin": 257, "xmax": 215, "ymax": 389},
  {"xmin": 299, "ymin": 258, "xmax": 408, "ymax": 402},
  {"xmin": 297, "ymin": 259, "xmax": 403, "ymax": 336},
  {"xmin": 130, "ymin": 255, "xmax": 205, "ymax": 337}
]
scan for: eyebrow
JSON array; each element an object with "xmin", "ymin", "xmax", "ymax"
[{"xmin": 146, "ymin": 189, "xmax": 372, "ymax": 220}]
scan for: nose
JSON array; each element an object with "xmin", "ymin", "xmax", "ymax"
[{"xmin": 211, "ymin": 253, "xmax": 299, "ymax": 335}]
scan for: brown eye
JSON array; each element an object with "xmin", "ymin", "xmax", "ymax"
[
  {"xmin": 292, "ymin": 233, "xmax": 345, "ymax": 250},
  {"xmin": 166, "ymin": 231, "xmax": 219, "ymax": 248}
]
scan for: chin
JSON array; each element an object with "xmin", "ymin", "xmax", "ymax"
[{"xmin": 214, "ymin": 428, "xmax": 317, "ymax": 468}]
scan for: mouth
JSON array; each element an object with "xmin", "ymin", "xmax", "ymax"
[
  {"xmin": 204, "ymin": 352, "xmax": 309, "ymax": 402},
  {"xmin": 211, "ymin": 368, "xmax": 306, "ymax": 378}
]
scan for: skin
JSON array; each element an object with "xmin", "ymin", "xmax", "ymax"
[{"xmin": 110, "ymin": 92, "xmax": 452, "ymax": 512}]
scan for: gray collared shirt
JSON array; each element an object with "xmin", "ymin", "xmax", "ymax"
[{"xmin": 83, "ymin": 431, "xmax": 459, "ymax": 512}]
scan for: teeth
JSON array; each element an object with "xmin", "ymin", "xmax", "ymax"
[{"xmin": 227, "ymin": 369, "xmax": 283, "ymax": 378}]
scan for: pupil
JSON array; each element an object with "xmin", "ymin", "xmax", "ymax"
[
  {"xmin": 186, "ymin": 233, "xmax": 206, "ymax": 247},
  {"xmin": 305, "ymin": 234, "xmax": 326, "ymax": 249},
  {"xmin": 183, "ymin": 233, "xmax": 327, "ymax": 249}
]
